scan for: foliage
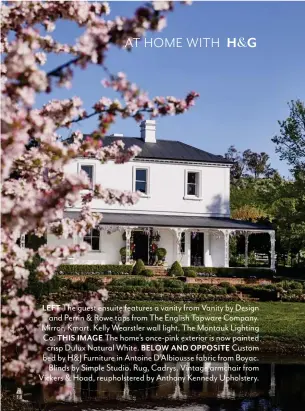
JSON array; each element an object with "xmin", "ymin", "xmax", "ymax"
[
  {"xmin": 156, "ymin": 247, "xmax": 167, "ymax": 260},
  {"xmin": 183, "ymin": 266, "xmax": 274, "ymax": 278},
  {"xmin": 168, "ymin": 261, "xmax": 184, "ymax": 277},
  {"xmin": 272, "ymin": 100, "xmax": 305, "ymax": 169},
  {"xmin": 184, "ymin": 269, "xmax": 197, "ymax": 278},
  {"xmin": 225, "ymin": 145, "xmax": 275, "ymax": 183},
  {"xmin": 141, "ymin": 268, "xmax": 154, "ymax": 277},
  {"xmin": 1, "ymin": 1, "xmax": 198, "ymax": 395},
  {"xmin": 1, "ymin": 391, "xmax": 36, "ymax": 411},
  {"xmin": 132, "ymin": 259, "xmax": 146, "ymax": 275},
  {"xmin": 120, "ymin": 247, "xmax": 127, "ymax": 256},
  {"xmin": 219, "ymin": 282, "xmax": 237, "ymax": 294},
  {"xmin": 231, "ymin": 205, "xmax": 267, "ymax": 222},
  {"xmin": 57, "ymin": 264, "xmax": 133, "ymax": 275}
]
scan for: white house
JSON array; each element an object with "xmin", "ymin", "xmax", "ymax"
[{"xmin": 47, "ymin": 120, "xmax": 275, "ymax": 269}]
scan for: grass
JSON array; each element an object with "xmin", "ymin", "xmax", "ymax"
[{"xmin": 109, "ymin": 301, "xmax": 305, "ymax": 352}]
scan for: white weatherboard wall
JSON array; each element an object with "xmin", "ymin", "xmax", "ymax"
[
  {"xmin": 65, "ymin": 158, "xmax": 230, "ymax": 217},
  {"xmin": 47, "ymin": 227, "xmax": 226, "ymax": 267}
]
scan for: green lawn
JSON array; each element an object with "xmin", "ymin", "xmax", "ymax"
[{"xmin": 111, "ymin": 301, "xmax": 305, "ymax": 351}]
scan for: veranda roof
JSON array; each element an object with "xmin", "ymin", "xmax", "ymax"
[{"xmin": 95, "ymin": 213, "xmax": 272, "ymax": 231}]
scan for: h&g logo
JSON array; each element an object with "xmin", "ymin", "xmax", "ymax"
[{"xmin": 227, "ymin": 37, "xmax": 257, "ymax": 48}]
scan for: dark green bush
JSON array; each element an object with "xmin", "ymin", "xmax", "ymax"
[
  {"xmin": 56, "ymin": 264, "xmax": 133, "ymax": 275},
  {"xmin": 111, "ymin": 276, "xmax": 148, "ymax": 287},
  {"xmin": 219, "ymin": 282, "xmax": 237, "ymax": 294},
  {"xmin": 26, "ymin": 256, "xmax": 72, "ymax": 300},
  {"xmin": 183, "ymin": 284, "xmax": 199, "ymax": 293},
  {"xmin": 183, "ymin": 266, "xmax": 274, "ymax": 279},
  {"xmin": 198, "ymin": 284, "xmax": 213, "ymax": 293},
  {"xmin": 120, "ymin": 247, "xmax": 127, "ymax": 256},
  {"xmin": 287, "ymin": 281, "xmax": 303, "ymax": 290},
  {"xmin": 168, "ymin": 261, "xmax": 184, "ymax": 277},
  {"xmin": 162, "ymin": 278, "xmax": 184, "ymax": 289},
  {"xmin": 133, "ymin": 259, "xmax": 146, "ymax": 275},
  {"xmin": 156, "ymin": 248, "xmax": 167, "ymax": 260},
  {"xmin": 276, "ymin": 267, "xmax": 305, "ymax": 279},
  {"xmin": 142, "ymin": 269, "xmax": 154, "ymax": 277},
  {"xmin": 236, "ymin": 285, "xmax": 278, "ymax": 301},
  {"xmin": 184, "ymin": 270, "xmax": 197, "ymax": 278}
]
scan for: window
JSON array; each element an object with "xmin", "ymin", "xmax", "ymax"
[
  {"xmin": 184, "ymin": 170, "xmax": 202, "ymax": 199},
  {"xmin": 135, "ymin": 168, "xmax": 148, "ymax": 194},
  {"xmin": 187, "ymin": 172, "xmax": 199, "ymax": 196},
  {"xmin": 84, "ymin": 229, "xmax": 100, "ymax": 251},
  {"xmin": 80, "ymin": 164, "xmax": 94, "ymax": 187},
  {"xmin": 180, "ymin": 232, "xmax": 186, "ymax": 254}
]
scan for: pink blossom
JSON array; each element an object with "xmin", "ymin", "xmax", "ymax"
[{"xmin": 1, "ymin": 0, "xmax": 197, "ymax": 397}]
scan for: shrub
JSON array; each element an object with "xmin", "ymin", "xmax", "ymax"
[
  {"xmin": 185, "ymin": 270, "xmax": 197, "ymax": 278},
  {"xmin": 278, "ymin": 280, "xmax": 303, "ymax": 291},
  {"xmin": 162, "ymin": 278, "xmax": 184, "ymax": 290},
  {"xmin": 133, "ymin": 259, "xmax": 146, "ymax": 275},
  {"xmin": 184, "ymin": 284, "xmax": 199, "ymax": 293},
  {"xmin": 199, "ymin": 284, "xmax": 213, "ymax": 293},
  {"xmin": 120, "ymin": 247, "xmax": 127, "ymax": 256},
  {"xmin": 182, "ymin": 266, "xmax": 274, "ymax": 279},
  {"xmin": 56, "ymin": 264, "xmax": 133, "ymax": 276},
  {"xmin": 156, "ymin": 248, "xmax": 167, "ymax": 260},
  {"xmin": 219, "ymin": 282, "xmax": 237, "ymax": 294},
  {"xmin": 111, "ymin": 277, "xmax": 148, "ymax": 287},
  {"xmin": 26, "ymin": 257, "xmax": 72, "ymax": 300},
  {"xmin": 142, "ymin": 269, "xmax": 154, "ymax": 277},
  {"xmin": 287, "ymin": 281, "xmax": 303, "ymax": 290},
  {"xmin": 168, "ymin": 261, "xmax": 184, "ymax": 277}
]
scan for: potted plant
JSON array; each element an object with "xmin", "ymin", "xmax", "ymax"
[
  {"xmin": 120, "ymin": 247, "xmax": 128, "ymax": 264},
  {"xmin": 156, "ymin": 247, "xmax": 167, "ymax": 264}
]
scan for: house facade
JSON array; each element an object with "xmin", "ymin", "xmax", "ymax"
[{"xmin": 47, "ymin": 120, "xmax": 275, "ymax": 269}]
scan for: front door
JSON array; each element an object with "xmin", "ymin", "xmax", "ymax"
[
  {"xmin": 191, "ymin": 232, "xmax": 204, "ymax": 266},
  {"xmin": 133, "ymin": 231, "xmax": 149, "ymax": 264}
]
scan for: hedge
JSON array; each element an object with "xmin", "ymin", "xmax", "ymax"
[
  {"xmin": 56, "ymin": 264, "xmax": 133, "ymax": 275},
  {"xmin": 183, "ymin": 266, "xmax": 274, "ymax": 278},
  {"xmin": 55, "ymin": 264, "xmax": 304, "ymax": 279},
  {"xmin": 276, "ymin": 267, "xmax": 305, "ymax": 279}
]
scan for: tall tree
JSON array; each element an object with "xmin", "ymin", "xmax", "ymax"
[
  {"xmin": 225, "ymin": 146, "xmax": 275, "ymax": 182},
  {"xmin": 272, "ymin": 100, "xmax": 305, "ymax": 170},
  {"xmin": 243, "ymin": 149, "xmax": 275, "ymax": 179}
]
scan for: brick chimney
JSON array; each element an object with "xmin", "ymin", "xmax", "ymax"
[{"xmin": 140, "ymin": 120, "xmax": 156, "ymax": 143}]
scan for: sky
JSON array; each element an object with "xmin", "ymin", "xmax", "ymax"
[{"xmin": 37, "ymin": 1, "xmax": 305, "ymax": 176}]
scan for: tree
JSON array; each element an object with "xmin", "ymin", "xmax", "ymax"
[
  {"xmin": 1, "ymin": 1, "xmax": 198, "ymax": 398},
  {"xmin": 242, "ymin": 149, "xmax": 275, "ymax": 179},
  {"xmin": 225, "ymin": 146, "xmax": 275, "ymax": 183},
  {"xmin": 272, "ymin": 100, "xmax": 305, "ymax": 170},
  {"xmin": 231, "ymin": 205, "xmax": 266, "ymax": 222},
  {"xmin": 224, "ymin": 145, "xmax": 245, "ymax": 182}
]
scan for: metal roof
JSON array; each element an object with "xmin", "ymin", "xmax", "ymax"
[
  {"xmin": 102, "ymin": 137, "xmax": 231, "ymax": 164},
  {"xmin": 98, "ymin": 213, "xmax": 272, "ymax": 231}
]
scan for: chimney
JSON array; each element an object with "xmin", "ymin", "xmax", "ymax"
[{"xmin": 140, "ymin": 120, "xmax": 156, "ymax": 143}]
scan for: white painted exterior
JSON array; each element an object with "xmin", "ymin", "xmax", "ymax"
[
  {"xmin": 47, "ymin": 121, "xmax": 234, "ymax": 267},
  {"xmin": 65, "ymin": 158, "xmax": 230, "ymax": 217}
]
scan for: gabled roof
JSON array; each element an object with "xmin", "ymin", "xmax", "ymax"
[{"xmin": 102, "ymin": 137, "xmax": 231, "ymax": 164}]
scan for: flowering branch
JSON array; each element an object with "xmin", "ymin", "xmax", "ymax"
[{"xmin": 1, "ymin": 0, "xmax": 197, "ymax": 398}]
